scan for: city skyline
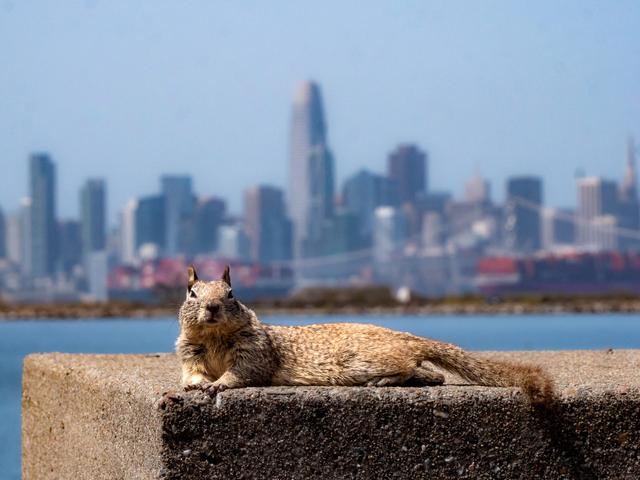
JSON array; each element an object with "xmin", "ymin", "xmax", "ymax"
[
  {"xmin": 1, "ymin": 73, "xmax": 639, "ymax": 302},
  {"xmin": 1, "ymin": 1, "xmax": 639, "ymax": 221},
  {"xmin": 2, "ymin": 127, "xmax": 635, "ymax": 233}
]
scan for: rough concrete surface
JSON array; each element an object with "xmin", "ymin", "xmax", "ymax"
[{"xmin": 23, "ymin": 350, "xmax": 640, "ymax": 479}]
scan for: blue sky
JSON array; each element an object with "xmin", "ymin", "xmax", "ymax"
[{"xmin": 0, "ymin": 1, "xmax": 639, "ymax": 224}]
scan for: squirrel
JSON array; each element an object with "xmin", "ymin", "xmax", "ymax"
[{"xmin": 176, "ymin": 265, "xmax": 554, "ymax": 406}]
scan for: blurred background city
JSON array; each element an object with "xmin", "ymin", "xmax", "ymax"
[
  {"xmin": 0, "ymin": 1, "xmax": 639, "ymax": 305},
  {"xmin": 3, "ymin": 105, "xmax": 640, "ymax": 304}
]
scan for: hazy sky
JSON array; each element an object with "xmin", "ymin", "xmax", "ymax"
[{"xmin": 1, "ymin": 1, "xmax": 639, "ymax": 224}]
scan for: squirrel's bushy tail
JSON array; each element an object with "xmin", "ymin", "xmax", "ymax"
[{"xmin": 421, "ymin": 341, "xmax": 554, "ymax": 407}]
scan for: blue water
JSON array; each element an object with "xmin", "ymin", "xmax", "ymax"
[{"xmin": 2, "ymin": 313, "xmax": 640, "ymax": 479}]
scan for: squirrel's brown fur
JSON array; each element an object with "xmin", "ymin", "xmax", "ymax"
[{"xmin": 176, "ymin": 266, "xmax": 554, "ymax": 406}]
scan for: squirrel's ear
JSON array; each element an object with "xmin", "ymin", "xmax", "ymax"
[
  {"xmin": 187, "ymin": 265, "xmax": 198, "ymax": 290},
  {"xmin": 221, "ymin": 265, "xmax": 231, "ymax": 287}
]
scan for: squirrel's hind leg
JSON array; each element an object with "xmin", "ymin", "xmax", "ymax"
[
  {"xmin": 365, "ymin": 373, "xmax": 413, "ymax": 387},
  {"xmin": 405, "ymin": 364, "xmax": 445, "ymax": 386}
]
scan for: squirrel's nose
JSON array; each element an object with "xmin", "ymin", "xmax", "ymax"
[{"xmin": 206, "ymin": 304, "xmax": 220, "ymax": 315}]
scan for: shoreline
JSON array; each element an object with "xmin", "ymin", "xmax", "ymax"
[{"xmin": 2, "ymin": 300, "xmax": 640, "ymax": 319}]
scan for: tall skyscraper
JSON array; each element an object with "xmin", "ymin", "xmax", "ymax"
[
  {"xmin": 577, "ymin": 177, "xmax": 619, "ymax": 250},
  {"xmin": 5, "ymin": 211, "xmax": 22, "ymax": 266},
  {"xmin": 57, "ymin": 220, "xmax": 82, "ymax": 275},
  {"xmin": 620, "ymin": 137, "xmax": 638, "ymax": 202},
  {"xmin": 289, "ymin": 81, "xmax": 335, "ymax": 259},
  {"xmin": 217, "ymin": 223, "xmax": 250, "ymax": 260},
  {"xmin": 19, "ymin": 197, "xmax": 32, "ymax": 274},
  {"xmin": 161, "ymin": 175, "xmax": 195, "ymax": 256},
  {"xmin": 387, "ymin": 144, "xmax": 427, "ymax": 205},
  {"xmin": 373, "ymin": 206, "xmax": 407, "ymax": 264},
  {"xmin": 306, "ymin": 144, "xmax": 335, "ymax": 252},
  {"xmin": 29, "ymin": 153, "xmax": 57, "ymax": 277},
  {"xmin": 343, "ymin": 169, "xmax": 398, "ymax": 242},
  {"xmin": 135, "ymin": 195, "xmax": 166, "ymax": 253},
  {"xmin": 80, "ymin": 179, "xmax": 106, "ymax": 258},
  {"xmin": 244, "ymin": 185, "xmax": 292, "ymax": 263},
  {"xmin": 194, "ymin": 197, "xmax": 227, "ymax": 255},
  {"xmin": 120, "ymin": 199, "xmax": 138, "ymax": 265},
  {"xmin": 504, "ymin": 176, "xmax": 543, "ymax": 252},
  {"xmin": 0, "ymin": 207, "xmax": 5, "ymax": 259},
  {"xmin": 618, "ymin": 137, "xmax": 640, "ymax": 250}
]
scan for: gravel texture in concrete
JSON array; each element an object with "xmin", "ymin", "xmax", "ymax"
[{"xmin": 23, "ymin": 350, "xmax": 640, "ymax": 479}]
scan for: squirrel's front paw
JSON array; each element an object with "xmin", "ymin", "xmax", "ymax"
[{"xmin": 185, "ymin": 382, "xmax": 228, "ymax": 396}]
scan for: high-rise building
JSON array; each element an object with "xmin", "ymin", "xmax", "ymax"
[
  {"xmin": 135, "ymin": 195, "xmax": 166, "ymax": 253},
  {"xmin": 306, "ymin": 144, "xmax": 335, "ymax": 253},
  {"xmin": 86, "ymin": 251, "xmax": 108, "ymax": 301},
  {"xmin": 422, "ymin": 212, "xmax": 445, "ymax": 249},
  {"xmin": 161, "ymin": 175, "xmax": 195, "ymax": 256},
  {"xmin": 504, "ymin": 176, "xmax": 543, "ymax": 252},
  {"xmin": 19, "ymin": 198, "xmax": 32, "ymax": 274},
  {"xmin": 194, "ymin": 197, "xmax": 227, "ymax": 255},
  {"xmin": 464, "ymin": 173, "xmax": 491, "ymax": 204},
  {"xmin": 5, "ymin": 211, "xmax": 22, "ymax": 265},
  {"xmin": 57, "ymin": 220, "xmax": 82, "ymax": 275},
  {"xmin": 577, "ymin": 177, "xmax": 619, "ymax": 250},
  {"xmin": 323, "ymin": 209, "xmax": 361, "ymax": 255},
  {"xmin": 373, "ymin": 206, "xmax": 407, "ymax": 264},
  {"xmin": 244, "ymin": 185, "xmax": 292, "ymax": 263},
  {"xmin": 618, "ymin": 137, "xmax": 640, "ymax": 250},
  {"xmin": 120, "ymin": 199, "xmax": 138, "ymax": 265},
  {"xmin": 343, "ymin": 169, "xmax": 398, "ymax": 241},
  {"xmin": 80, "ymin": 179, "xmax": 106, "ymax": 258},
  {"xmin": 620, "ymin": 137, "xmax": 638, "ymax": 202},
  {"xmin": 217, "ymin": 223, "xmax": 250, "ymax": 260},
  {"xmin": 0, "ymin": 207, "xmax": 5, "ymax": 259},
  {"xmin": 288, "ymin": 81, "xmax": 335, "ymax": 259},
  {"xmin": 387, "ymin": 144, "xmax": 427, "ymax": 205},
  {"xmin": 29, "ymin": 153, "xmax": 57, "ymax": 277}
]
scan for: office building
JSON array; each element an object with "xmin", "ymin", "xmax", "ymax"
[
  {"xmin": 504, "ymin": 176, "xmax": 543, "ymax": 252},
  {"xmin": 244, "ymin": 185, "xmax": 292, "ymax": 263},
  {"xmin": 135, "ymin": 195, "xmax": 166, "ymax": 252},
  {"xmin": 289, "ymin": 81, "xmax": 335, "ymax": 259},
  {"xmin": 86, "ymin": 251, "xmax": 108, "ymax": 301},
  {"xmin": 217, "ymin": 223, "xmax": 250, "ymax": 260},
  {"xmin": 343, "ymin": 169, "xmax": 398, "ymax": 241},
  {"xmin": 464, "ymin": 173, "xmax": 491, "ymax": 204},
  {"xmin": 19, "ymin": 198, "xmax": 32, "ymax": 274},
  {"xmin": 618, "ymin": 138, "xmax": 640, "ymax": 250},
  {"xmin": 120, "ymin": 200, "xmax": 138, "ymax": 265},
  {"xmin": 80, "ymin": 179, "xmax": 106, "ymax": 259},
  {"xmin": 194, "ymin": 197, "xmax": 227, "ymax": 254},
  {"xmin": 161, "ymin": 175, "xmax": 195, "ymax": 255},
  {"xmin": 577, "ymin": 177, "xmax": 618, "ymax": 250},
  {"xmin": 57, "ymin": 220, "xmax": 82, "ymax": 275},
  {"xmin": 305, "ymin": 144, "xmax": 335, "ymax": 255},
  {"xmin": 387, "ymin": 144, "xmax": 427, "ymax": 205},
  {"xmin": 5, "ymin": 211, "xmax": 22, "ymax": 266},
  {"xmin": 0, "ymin": 207, "xmax": 5, "ymax": 259},
  {"xmin": 29, "ymin": 153, "xmax": 57, "ymax": 276},
  {"xmin": 373, "ymin": 206, "xmax": 407, "ymax": 263}
]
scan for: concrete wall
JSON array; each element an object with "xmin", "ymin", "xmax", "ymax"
[{"xmin": 23, "ymin": 351, "xmax": 640, "ymax": 479}]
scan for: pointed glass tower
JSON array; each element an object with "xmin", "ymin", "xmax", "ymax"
[{"xmin": 288, "ymin": 81, "xmax": 335, "ymax": 259}]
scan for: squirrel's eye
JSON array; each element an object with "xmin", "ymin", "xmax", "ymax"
[
  {"xmin": 227, "ymin": 290, "xmax": 234, "ymax": 299},
  {"xmin": 189, "ymin": 290, "xmax": 197, "ymax": 299}
]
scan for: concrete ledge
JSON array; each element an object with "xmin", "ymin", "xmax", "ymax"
[{"xmin": 23, "ymin": 351, "xmax": 640, "ymax": 479}]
